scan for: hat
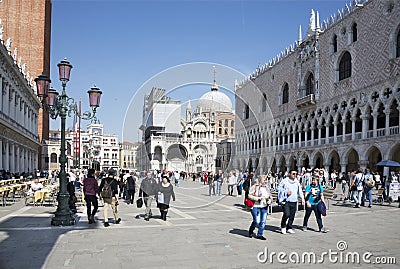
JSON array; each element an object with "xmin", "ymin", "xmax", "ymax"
[{"xmin": 108, "ymin": 168, "xmax": 117, "ymax": 176}]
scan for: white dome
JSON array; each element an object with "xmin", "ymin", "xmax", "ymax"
[{"xmin": 197, "ymin": 90, "xmax": 232, "ymax": 113}]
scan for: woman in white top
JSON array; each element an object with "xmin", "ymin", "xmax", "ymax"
[
  {"xmin": 247, "ymin": 175, "xmax": 273, "ymax": 240},
  {"xmin": 227, "ymin": 171, "xmax": 237, "ymax": 196}
]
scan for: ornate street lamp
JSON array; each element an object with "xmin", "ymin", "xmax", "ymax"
[{"xmin": 35, "ymin": 58, "xmax": 102, "ymax": 226}]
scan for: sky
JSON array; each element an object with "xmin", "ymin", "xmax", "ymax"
[{"xmin": 50, "ymin": 0, "xmax": 351, "ymax": 143}]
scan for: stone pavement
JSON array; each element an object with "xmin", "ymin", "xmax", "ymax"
[{"xmin": 0, "ymin": 180, "xmax": 399, "ymax": 269}]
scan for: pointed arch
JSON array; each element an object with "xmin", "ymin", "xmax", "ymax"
[{"xmin": 339, "ymin": 51, "xmax": 352, "ymax": 81}]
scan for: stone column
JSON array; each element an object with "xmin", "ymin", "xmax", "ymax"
[
  {"xmin": 317, "ymin": 125, "xmax": 322, "ymax": 145},
  {"xmin": 361, "ymin": 114, "xmax": 369, "ymax": 139},
  {"xmin": 310, "ymin": 126, "xmax": 315, "ymax": 146},
  {"xmin": 298, "ymin": 131, "xmax": 302, "ymax": 147},
  {"xmin": 372, "ymin": 112, "xmax": 378, "ymax": 138},
  {"xmin": 10, "ymin": 143, "xmax": 15, "ymax": 173},
  {"xmin": 342, "ymin": 119, "xmax": 347, "ymax": 141},
  {"xmin": 4, "ymin": 85, "xmax": 9, "ymax": 116},
  {"xmin": 333, "ymin": 121, "xmax": 338, "ymax": 143},
  {"xmin": 340, "ymin": 163, "xmax": 347, "ymax": 173},
  {"xmin": 351, "ymin": 116, "xmax": 356, "ymax": 140},
  {"xmin": 4, "ymin": 140, "xmax": 9, "ymax": 171},
  {"xmin": 0, "ymin": 76, "xmax": 3, "ymax": 111},
  {"xmin": 0, "ymin": 139, "xmax": 2, "ymax": 170},
  {"xmin": 325, "ymin": 124, "xmax": 329, "ymax": 144},
  {"xmin": 384, "ymin": 108, "xmax": 390, "ymax": 136},
  {"xmin": 292, "ymin": 131, "xmax": 296, "ymax": 148},
  {"xmin": 15, "ymin": 145, "xmax": 20, "ymax": 173}
]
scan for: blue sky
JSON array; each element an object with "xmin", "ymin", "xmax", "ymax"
[{"xmin": 50, "ymin": 0, "xmax": 350, "ymax": 142}]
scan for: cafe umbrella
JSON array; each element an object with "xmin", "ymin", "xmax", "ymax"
[{"xmin": 376, "ymin": 160, "xmax": 400, "ymax": 167}]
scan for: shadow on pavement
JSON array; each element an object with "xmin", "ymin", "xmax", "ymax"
[
  {"xmin": 229, "ymin": 228, "xmax": 249, "ymax": 238},
  {"xmin": 0, "ymin": 216, "xmax": 91, "ymax": 269}
]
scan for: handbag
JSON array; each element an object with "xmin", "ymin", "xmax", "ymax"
[
  {"xmin": 244, "ymin": 198, "xmax": 254, "ymax": 207},
  {"xmin": 318, "ymin": 201, "xmax": 327, "ymax": 216},
  {"xmin": 157, "ymin": 192, "xmax": 164, "ymax": 204},
  {"xmin": 136, "ymin": 198, "xmax": 143, "ymax": 208}
]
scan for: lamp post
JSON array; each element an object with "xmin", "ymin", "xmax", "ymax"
[{"xmin": 35, "ymin": 58, "xmax": 102, "ymax": 226}]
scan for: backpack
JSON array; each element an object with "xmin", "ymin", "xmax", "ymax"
[
  {"xmin": 365, "ymin": 174, "xmax": 375, "ymax": 188},
  {"xmin": 101, "ymin": 179, "xmax": 113, "ymax": 198}
]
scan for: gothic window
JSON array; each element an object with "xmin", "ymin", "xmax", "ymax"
[
  {"xmin": 339, "ymin": 52, "xmax": 352, "ymax": 81},
  {"xmin": 224, "ymin": 119, "xmax": 228, "ymax": 127},
  {"xmin": 243, "ymin": 104, "xmax": 249, "ymax": 119},
  {"xmin": 333, "ymin": 35, "xmax": 338, "ymax": 53},
  {"xmin": 231, "ymin": 120, "xmax": 234, "ymax": 127},
  {"xmin": 305, "ymin": 73, "xmax": 315, "ymax": 95},
  {"xmin": 196, "ymin": 156, "xmax": 203, "ymax": 164},
  {"xmin": 218, "ymin": 128, "xmax": 222, "ymax": 135},
  {"xmin": 352, "ymin": 23, "xmax": 358, "ymax": 42},
  {"xmin": 397, "ymin": 30, "xmax": 400, "ymax": 58},
  {"xmin": 282, "ymin": 83, "xmax": 289, "ymax": 104},
  {"xmin": 261, "ymin": 93, "xmax": 267, "ymax": 112},
  {"xmin": 50, "ymin": 153, "xmax": 57, "ymax": 163}
]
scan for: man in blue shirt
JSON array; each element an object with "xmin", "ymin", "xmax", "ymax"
[{"xmin": 278, "ymin": 169, "xmax": 305, "ymax": 234}]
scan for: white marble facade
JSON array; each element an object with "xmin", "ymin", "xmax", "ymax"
[{"xmin": 0, "ymin": 29, "xmax": 40, "ymax": 175}]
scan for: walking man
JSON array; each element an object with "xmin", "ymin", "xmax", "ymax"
[
  {"xmin": 99, "ymin": 168, "xmax": 121, "ymax": 227},
  {"xmin": 278, "ymin": 169, "xmax": 305, "ymax": 234},
  {"xmin": 215, "ymin": 170, "xmax": 224, "ymax": 195},
  {"xmin": 139, "ymin": 171, "xmax": 157, "ymax": 221}
]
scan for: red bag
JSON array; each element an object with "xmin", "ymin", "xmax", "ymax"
[
  {"xmin": 244, "ymin": 198, "xmax": 254, "ymax": 207},
  {"xmin": 244, "ymin": 186, "xmax": 260, "ymax": 207}
]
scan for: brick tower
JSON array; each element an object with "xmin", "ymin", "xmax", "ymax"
[{"xmin": 0, "ymin": 0, "xmax": 52, "ymax": 169}]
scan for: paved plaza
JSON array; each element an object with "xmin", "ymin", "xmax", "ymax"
[{"xmin": 0, "ymin": 180, "xmax": 399, "ymax": 269}]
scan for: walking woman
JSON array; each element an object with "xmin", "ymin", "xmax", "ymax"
[
  {"xmin": 302, "ymin": 169, "xmax": 329, "ymax": 233},
  {"xmin": 157, "ymin": 175, "xmax": 176, "ymax": 221},
  {"xmin": 248, "ymin": 175, "xmax": 273, "ymax": 240},
  {"xmin": 83, "ymin": 168, "xmax": 99, "ymax": 224}
]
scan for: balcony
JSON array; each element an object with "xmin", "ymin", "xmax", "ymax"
[{"xmin": 296, "ymin": 94, "xmax": 315, "ymax": 108}]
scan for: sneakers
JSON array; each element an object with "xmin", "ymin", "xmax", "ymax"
[
  {"xmin": 287, "ymin": 229, "xmax": 295, "ymax": 234},
  {"xmin": 144, "ymin": 217, "xmax": 149, "ymax": 221},
  {"xmin": 281, "ymin": 228, "xmax": 287, "ymax": 234},
  {"xmin": 320, "ymin": 227, "xmax": 329, "ymax": 233},
  {"xmin": 104, "ymin": 222, "xmax": 110, "ymax": 227},
  {"xmin": 302, "ymin": 226, "xmax": 308, "ymax": 232},
  {"xmin": 256, "ymin": 235, "xmax": 267, "ymax": 240},
  {"xmin": 115, "ymin": 218, "xmax": 121, "ymax": 224}
]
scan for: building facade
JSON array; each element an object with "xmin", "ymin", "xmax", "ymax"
[
  {"xmin": 0, "ymin": 0, "xmax": 52, "ymax": 170},
  {"xmin": 119, "ymin": 141, "xmax": 141, "ymax": 171},
  {"xmin": 0, "ymin": 29, "xmax": 41, "ymax": 175},
  {"xmin": 140, "ymin": 80, "xmax": 235, "ymax": 173},
  {"xmin": 42, "ymin": 130, "xmax": 73, "ymax": 172},
  {"xmin": 77, "ymin": 124, "xmax": 120, "ymax": 172},
  {"xmin": 234, "ymin": 0, "xmax": 400, "ymax": 175}
]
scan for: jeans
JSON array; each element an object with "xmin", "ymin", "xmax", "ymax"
[
  {"xmin": 342, "ymin": 183, "xmax": 346, "ymax": 194},
  {"xmin": 144, "ymin": 196, "xmax": 154, "ymax": 217},
  {"xmin": 353, "ymin": 190, "xmax": 362, "ymax": 205},
  {"xmin": 281, "ymin": 202, "xmax": 297, "ymax": 229},
  {"xmin": 209, "ymin": 183, "xmax": 215, "ymax": 195},
  {"xmin": 84, "ymin": 194, "xmax": 98, "ymax": 218},
  {"xmin": 249, "ymin": 206, "xmax": 268, "ymax": 237},
  {"xmin": 303, "ymin": 204, "xmax": 323, "ymax": 230},
  {"xmin": 362, "ymin": 187, "xmax": 373, "ymax": 206},
  {"xmin": 216, "ymin": 182, "xmax": 223, "ymax": 195}
]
